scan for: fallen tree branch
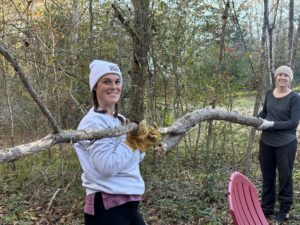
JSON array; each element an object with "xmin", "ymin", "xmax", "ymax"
[
  {"xmin": 0, "ymin": 123, "xmax": 138, "ymax": 163},
  {"xmin": 159, "ymin": 108, "xmax": 261, "ymax": 151},
  {"xmin": 0, "ymin": 108, "xmax": 262, "ymax": 163}
]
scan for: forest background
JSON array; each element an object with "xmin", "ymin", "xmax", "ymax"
[{"xmin": 1, "ymin": 0, "xmax": 300, "ymax": 224}]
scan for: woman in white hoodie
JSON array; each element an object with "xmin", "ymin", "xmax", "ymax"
[{"xmin": 74, "ymin": 60, "xmax": 159, "ymax": 225}]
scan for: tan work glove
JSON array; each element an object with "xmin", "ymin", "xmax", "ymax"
[
  {"xmin": 125, "ymin": 120, "xmax": 149, "ymax": 151},
  {"xmin": 137, "ymin": 122, "xmax": 161, "ymax": 152}
]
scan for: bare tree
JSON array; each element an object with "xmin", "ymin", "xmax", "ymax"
[
  {"xmin": 267, "ymin": 0, "xmax": 279, "ymax": 87},
  {"xmin": 287, "ymin": 0, "xmax": 294, "ymax": 66},
  {"xmin": 1, "ymin": 57, "xmax": 16, "ymax": 170},
  {"xmin": 112, "ymin": 1, "xmax": 151, "ymax": 122},
  {"xmin": 88, "ymin": 0, "xmax": 94, "ymax": 60},
  {"xmin": 72, "ymin": 0, "xmax": 79, "ymax": 43},
  {"xmin": 206, "ymin": 0, "xmax": 230, "ymax": 159},
  {"xmin": 292, "ymin": 15, "xmax": 300, "ymax": 67}
]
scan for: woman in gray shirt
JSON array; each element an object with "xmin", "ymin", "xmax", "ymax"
[{"xmin": 257, "ymin": 65, "xmax": 300, "ymax": 222}]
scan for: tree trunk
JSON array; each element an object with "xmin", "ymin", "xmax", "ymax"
[
  {"xmin": 1, "ymin": 58, "xmax": 16, "ymax": 170},
  {"xmin": 206, "ymin": 0, "xmax": 230, "ymax": 159},
  {"xmin": 128, "ymin": 0, "xmax": 151, "ymax": 122},
  {"xmin": 244, "ymin": 0, "xmax": 270, "ymax": 174},
  {"xmin": 292, "ymin": 15, "xmax": 300, "ymax": 68},
  {"xmin": 287, "ymin": 0, "xmax": 294, "ymax": 66},
  {"xmin": 265, "ymin": 0, "xmax": 279, "ymax": 87},
  {"xmin": 72, "ymin": 0, "xmax": 79, "ymax": 43},
  {"xmin": 112, "ymin": 1, "xmax": 151, "ymax": 122},
  {"xmin": 88, "ymin": 0, "xmax": 94, "ymax": 60}
]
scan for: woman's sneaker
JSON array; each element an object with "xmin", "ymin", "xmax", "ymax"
[
  {"xmin": 274, "ymin": 212, "xmax": 289, "ymax": 223},
  {"xmin": 263, "ymin": 210, "xmax": 274, "ymax": 219}
]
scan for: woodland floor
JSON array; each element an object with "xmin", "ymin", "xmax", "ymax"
[{"xmin": 1, "ymin": 142, "xmax": 300, "ymax": 224}]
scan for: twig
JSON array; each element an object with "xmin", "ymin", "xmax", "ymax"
[{"xmin": 46, "ymin": 176, "xmax": 76, "ymax": 212}]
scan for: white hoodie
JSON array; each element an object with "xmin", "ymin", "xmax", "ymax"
[{"xmin": 74, "ymin": 108, "xmax": 145, "ymax": 195}]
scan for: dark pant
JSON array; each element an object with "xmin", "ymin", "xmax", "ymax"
[
  {"xmin": 85, "ymin": 192, "xmax": 146, "ymax": 225},
  {"xmin": 259, "ymin": 139, "xmax": 297, "ymax": 214}
]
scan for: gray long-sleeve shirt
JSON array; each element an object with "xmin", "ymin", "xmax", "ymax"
[{"xmin": 258, "ymin": 89, "xmax": 300, "ymax": 147}]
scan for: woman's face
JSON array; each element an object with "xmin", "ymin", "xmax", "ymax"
[
  {"xmin": 95, "ymin": 73, "xmax": 122, "ymax": 109},
  {"xmin": 275, "ymin": 73, "xmax": 291, "ymax": 88}
]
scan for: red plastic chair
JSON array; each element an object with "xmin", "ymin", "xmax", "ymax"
[{"xmin": 227, "ymin": 171, "xmax": 269, "ymax": 225}]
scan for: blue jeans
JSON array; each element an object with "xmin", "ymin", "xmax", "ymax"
[
  {"xmin": 85, "ymin": 192, "xmax": 146, "ymax": 225},
  {"xmin": 259, "ymin": 139, "xmax": 297, "ymax": 214}
]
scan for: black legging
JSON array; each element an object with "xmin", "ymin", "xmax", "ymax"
[
  {"xmin": 259, "ymin": 139, "xmax": 297, "ymax": 214},
  {"xmin": 85, "ymin": 192, "xmax": 146, "ymax": 225}
]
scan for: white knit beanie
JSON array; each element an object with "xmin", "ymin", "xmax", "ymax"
[
  {"xmin": 274, "ymin": 65, "xmax": 293, "ymax": 81},
  {"xmin": 89, "ymin": 60, "xmax": 122, "ymax": 91}
]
